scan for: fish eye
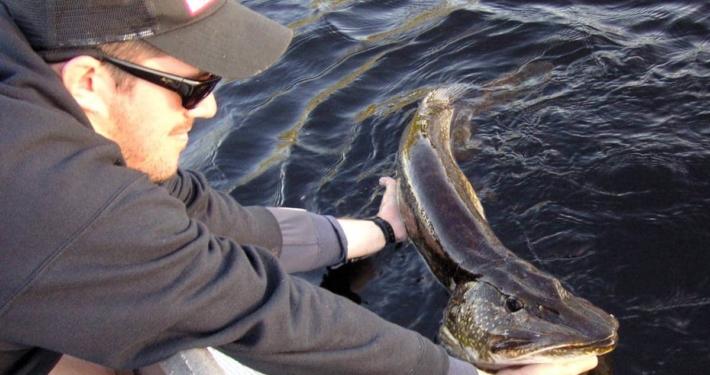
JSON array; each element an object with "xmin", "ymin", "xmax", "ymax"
[{"xmin": 505, "ymin": 297, "xmax": 524, "ymax": 312}]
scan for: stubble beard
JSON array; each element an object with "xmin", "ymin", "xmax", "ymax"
[{"xmin": 109, "ymin": 103, "xmax": 183, "ymax": 184}]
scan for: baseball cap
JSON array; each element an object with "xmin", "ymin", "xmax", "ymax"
[{"xmin": 3, "ymin": 0, "xmax": 294, "ymax": 81}]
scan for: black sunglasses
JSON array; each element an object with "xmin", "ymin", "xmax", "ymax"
[{"xmin": 100, "ymin": 55, "xmax": 222, "ymax": 110}]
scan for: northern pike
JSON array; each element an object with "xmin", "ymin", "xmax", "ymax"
[{"xmin": 396, "ymin": 88, "xmax": 619, "ymax": 370}]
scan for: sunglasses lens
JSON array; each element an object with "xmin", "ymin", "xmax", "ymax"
[{"xmin": 183, "ymin": 78, "xmax": 220, "ymax": 109}]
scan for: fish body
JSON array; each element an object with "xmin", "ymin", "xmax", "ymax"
[{"xmin": 396, "ymin": 88, "xmax": 618, "ymax": 369}]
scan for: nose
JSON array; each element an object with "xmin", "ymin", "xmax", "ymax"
[{"xmin": 187, "ymin": 93, "xmax": 217, "ymax": 119}]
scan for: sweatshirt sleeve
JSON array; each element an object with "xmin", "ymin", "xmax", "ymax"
[
  {"xmin": 162, "ymin": 170, "xmax": 348, "ymax": 273},
  {"xmin": 449, "ymin": 356, "xmax": 478, "ymax": 375},
  {"xmin": 1, "ymin": 176, "xmax": 449, "ymax": 375},
  {"xmin": 160, "ymin": 169, "xmax": 283, "ymax": 257},
  {"xmin": 265, "ymin": 207, "xmax": 348, "ymax": 272}
]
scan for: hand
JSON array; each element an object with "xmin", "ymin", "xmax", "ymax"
[
  {"xmin": 337, "ymin": 177, "xmax": 408, "ymax": 260},
  {"xmin": 375, "ymin": 177, "xmax": 407, "ymax": 242},
  {"xmin": 477, "ymin": 356, "xmax": 598, "ymax": 375}
]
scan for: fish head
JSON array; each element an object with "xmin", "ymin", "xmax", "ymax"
[{"xmin": 438, "ymin": 275, "xmax": 619, "ymax": 369}]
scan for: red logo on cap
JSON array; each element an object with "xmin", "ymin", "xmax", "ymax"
[{"xmin": 185, "ymin": 0, "xmax": 216, "ymax": 15}]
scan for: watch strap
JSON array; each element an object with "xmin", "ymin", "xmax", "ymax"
[{"xmin": 369, "ymin": 216, "xmax": 396, "ymax": 245}]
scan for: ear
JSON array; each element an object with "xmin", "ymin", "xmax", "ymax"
[{"xmin": 59, "ymin": 56, "xmax": 116, "ymax": 120}]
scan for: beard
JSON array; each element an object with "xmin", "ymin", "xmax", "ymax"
[{"xmin": 107, "ymin": 100, "xmax": 188, "ymax": 183}]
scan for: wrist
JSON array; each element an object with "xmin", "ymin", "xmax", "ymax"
[{"xmin": 368, "ymin": 216, "xmax": 396, "ymax": 246}]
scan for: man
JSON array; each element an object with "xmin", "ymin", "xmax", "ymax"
[{"xmin": 0, "ymin": 1, "xmax": 598, "ymax": 374}]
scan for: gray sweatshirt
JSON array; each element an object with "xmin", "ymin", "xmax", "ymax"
[{"xmin": 0, "ymin": 5, "xmax": 476, "ymax": 375}]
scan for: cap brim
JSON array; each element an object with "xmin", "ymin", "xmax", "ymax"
[{"xmin": 146, "ymin": 2, "xmax": 293, "ymax": 81}]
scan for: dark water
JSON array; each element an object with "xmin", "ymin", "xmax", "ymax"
[{"xmin": 183, "ymin": 1, "xmax": 710, "ymax": 374}]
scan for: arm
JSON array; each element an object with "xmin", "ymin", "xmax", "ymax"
[
  {"xmin": 163, "ymin": 171, "xmax": 404, "ymax": 272},
  {"xmin": 162, "ymin": 169, "xmax": 349, "ymax": 273},
  {"xmin": 266, "ymin": 177, "xmax": 406, "ymax": 270},
  {"xmin": 160, "ymin": 169, "xmax": 283, "ymax": 257},
  {"xmin": 1, "ymin": 174, "xmax": 448, "ymax": 375},
  {"xmin": 337, "ymin": 177, "xmax": 407, "ymax": 260}
]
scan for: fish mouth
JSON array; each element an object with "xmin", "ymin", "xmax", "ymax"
[
  {"xmin": 488, "ymin": 332, "xmax": 619, "ymax": 365},
  {"xmin": 440, "ymin": 325, "xmax": 618, "ymax": 368},
  {"xmin": 541, "ymin": 334, "xmax": 618, "ymax": 357}
]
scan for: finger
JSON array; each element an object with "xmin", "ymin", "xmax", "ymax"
[
  {"xmin": 379, "ymin": 180, "xmax": 395, "ymax": 206},
  {"xmin": 561, "ymin": 356, "xmax": 598, "ymax": 373},
  {"xmin": 379, "ymin": 176, "xmax": 395, "ymax": 188},
  {"xmin": 501, "ymin": 356, "xmax": 598, "ymax": 375}
]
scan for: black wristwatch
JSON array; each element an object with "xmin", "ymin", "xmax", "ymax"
[{"xmin": 369, "ymin": 216, "xmax": 397, "ymax": 245}]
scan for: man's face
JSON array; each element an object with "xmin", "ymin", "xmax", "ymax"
[{"xmin": 103, "ymin": 54, "xmax": 217, "ymax": 182}]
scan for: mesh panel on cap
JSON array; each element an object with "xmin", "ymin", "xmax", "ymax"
[
  {"xmin": 51, "ymin": 0, "xmax": 157, "ymax": 47},
  {"xmin": 4, "ymin": 0, "xmax": 50, "ymax": 47}
]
